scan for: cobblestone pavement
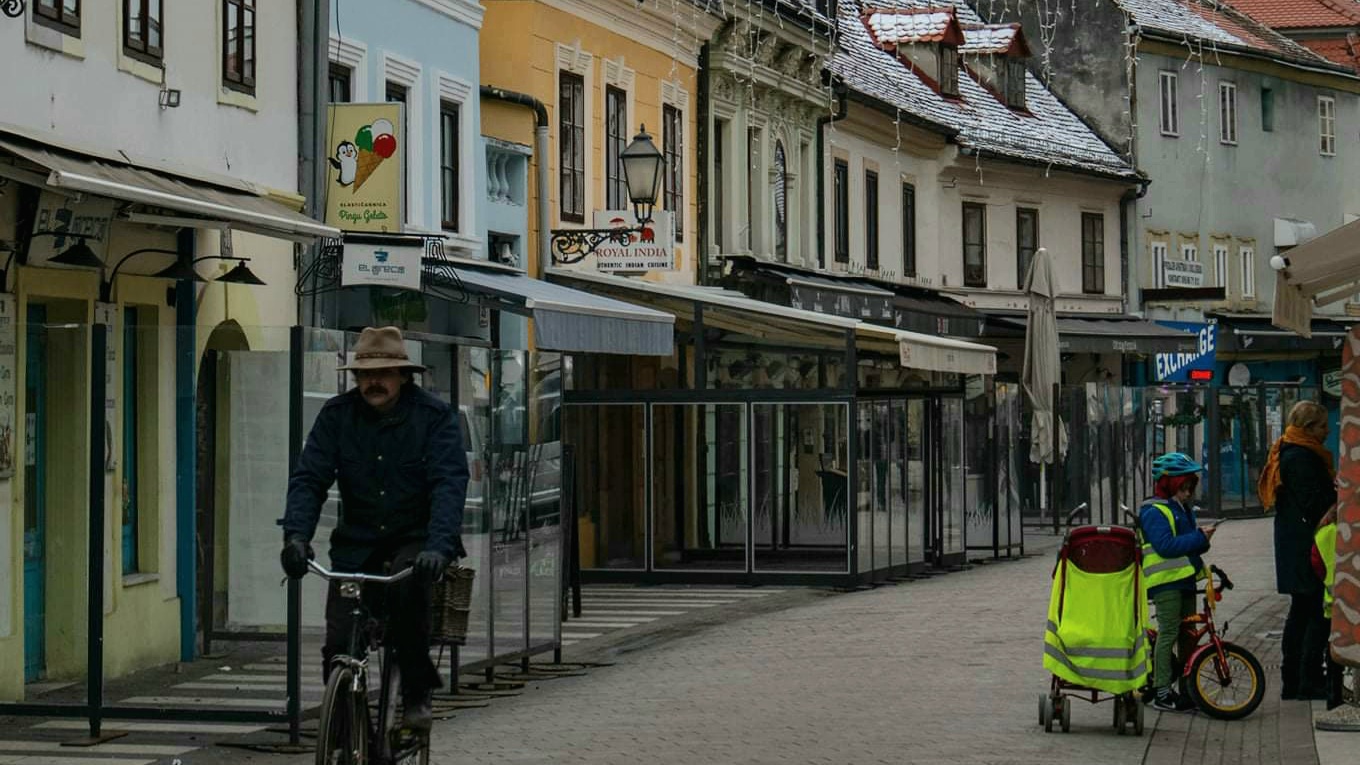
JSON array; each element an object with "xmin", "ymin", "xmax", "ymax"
[{"xmin": 419, "ymin": 517, "xmax": 1313, "ymax": 765}]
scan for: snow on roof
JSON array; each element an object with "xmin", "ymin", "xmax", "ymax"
[
  {"xmin": 832, "ymin": 0, "xmax": 1136, "ymax": 178},
  {"xmin": 959, "ymin": 23, "xmax": 1024, "ymax": 54},
  {"xmin": 1116, "ymin": 0, "xmax": 1333, "ymax": 64},
  {"xmin": 864, "ymin": 8, "xmax": 959, "ymax": 44}
]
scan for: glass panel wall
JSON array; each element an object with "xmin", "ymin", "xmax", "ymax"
[
  {"xmin": 654, "ymin": 404, "xmax": 748, "ymax": 570},
  {"xmin": 889, "ymin": 401, "xmax": 908, "ymax": 568},
  {"xmin": 855, "ymin": 404, "xmax": 872, "ymax": 573},
  {"xmin": 963, "ymin": 379, "xmax": 991, "ymax": 549},
  {"xmin": 905, "ymin": 398, "xmax": 927, "ymax": 566},
  {"xmin": 563, "ymin": 404, "xmax": 646, "ymax": 569},
  {"xmin": 870, "ymin": 402, "xmax": 891, "ymax": 571},
  {"xmin": 940, "ymin": 397, "xmax": 965, "ymax": 556},
  {"xmin": 752, "ymin": 403, "xmax": 850, "ymax": 572},
  {"xmin": 527, "ymin": 352, "xmax": 563, "ymax": 652}
]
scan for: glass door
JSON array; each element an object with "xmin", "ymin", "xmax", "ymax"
[{"xmin": 23, "ymin": 304, "xmax": 47, "ymax": 682}]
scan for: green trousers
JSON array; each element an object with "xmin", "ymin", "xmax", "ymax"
[{"xmin": 1152, "ymin": 589, "xmax": 1197, "ymax": 692}]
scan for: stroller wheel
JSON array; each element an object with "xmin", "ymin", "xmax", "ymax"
[
  {"xmin": 1041, "ymin": 695, "xmax": 1054, "ymax": 732},
  {"xmin": 1060, "ymin": 698, "xmax": 1071, "ymax": 733},
  {"xmin": 1132, "ymin": 699, "xmax": 1145, "ymax": 736},
  {"xmin": 1114, "ymin": 695, "xmax": 1126, "ymax": 734}
]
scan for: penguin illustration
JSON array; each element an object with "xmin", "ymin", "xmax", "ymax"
[{"xmin": 329, "ymin": 141, "xmax": 358, "ymax": 186}]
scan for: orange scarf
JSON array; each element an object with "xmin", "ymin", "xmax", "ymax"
[{"xmin": 1258, "ymin": 425, "xmax": 1336, "ymax": 509}]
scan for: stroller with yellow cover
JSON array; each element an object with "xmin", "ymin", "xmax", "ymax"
[{"xmin": 1039, "ymin": 524, "xmax": 1149, "ymax": 735}]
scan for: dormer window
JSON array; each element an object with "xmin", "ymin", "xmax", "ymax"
[
  {"xmin": 1005, "ymin": 59, "xmax": 1026, "ymax": 109},
  {"xmin": 940, "ymin": 45, "xmax": 959, "ymax": 97}
]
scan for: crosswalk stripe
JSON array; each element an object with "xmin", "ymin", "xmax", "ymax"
[
  {"xmin": 559, "ymin": 632, "xmax": 603, "ymax": 639},
  {"xmin": 173, "ymin": 682, "xmax": 323, "ymax": 693},
  {"xmin": 0, "ymin": 741, "xmax": 195, "ymax": 756},
  {"xmin": 574, "ymin": 609, "xmax": 686, "ymax": 616},
  {"xmin": 554, "ymin": 621, "xmax": 640, "ymax": 629},
  {"xmin": 584, "ymin": 590, "xmax": 776, "ymax": 598},
  {"xmin": 579, "ymin": 596, "xmax": 739, "ymax": 601},
  {"xmin": 118, "ymin": 696, "xmax": 285, "ymax": 710},
  {"xmin": 0, "ymin": 751, "xmax": 155, "ymax": 756},
  {"xmin": 34, "ymin": 722, "xmax": 266, "ymax": 735},
  {"xmin": 560, "ymin": 640, "xmax": 578, "ymax": 646},
  {"xmin": 565, "ymin": 616, "xmax": 657, "ymax": 623},
  {"xmin": 202, "ymin": 674, "xmax": 311, "ymax": 683}
]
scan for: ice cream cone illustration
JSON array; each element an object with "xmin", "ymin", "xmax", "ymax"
[{"xmin": 349, "ymin": 119, "xmax": 397, "ymax": 193}]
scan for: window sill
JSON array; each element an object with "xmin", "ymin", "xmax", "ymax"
[
  {"xmin": 122, "ymin": 572, "xmax": 160, "ymax": 588},
  {"xmin": 26, "ymin": 17, "xmax": 85, "ymax": 60},
  {"xmin": 118, "ymin": 53, "xmax": 165, "ymax": 86},
  {"xmin": 218, "ymin": 86, "xmax": 259, "ymax": 112}
]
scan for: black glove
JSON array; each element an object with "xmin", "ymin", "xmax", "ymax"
[
  {"xmin": 413, "ymin": 550, "xmax": 450, "ymax": 581},
  {"xmin": 281, "ymin": 536, "xmax": 314, "ymax": 579}
]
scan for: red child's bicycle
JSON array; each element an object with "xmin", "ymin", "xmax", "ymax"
[{"xmin": 1144, "ymin": 563, "xmax": 1266, "ymax": 720}]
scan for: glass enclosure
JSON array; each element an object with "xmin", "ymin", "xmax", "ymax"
[{"xmin": 752, "ymin": 403, "xmax": 850, "ymax": 573}]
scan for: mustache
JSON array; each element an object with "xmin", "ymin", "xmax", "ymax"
[{"xmin": 363, "ymin": 384, "xmax": 391, "ymax": 395}]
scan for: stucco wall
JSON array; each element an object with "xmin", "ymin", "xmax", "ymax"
[
  {"xmin": 480, "ymin": 0, "xmax": 711, "ymax": 281},
  {"xmin": 0, "ymin": 0, "xmax": 298, "ymax": 193},
  {"xmin": 1133, "ymin": 51, "xmax": 1360, "ymax": 318},
  {"xmin": 826, "ymin": 104, "xmax": 1126, "ymax": 309}
]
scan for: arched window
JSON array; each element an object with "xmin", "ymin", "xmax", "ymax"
[{"xmin": 773, "ymin": 141, "xmax": 788, "ymax": 261}]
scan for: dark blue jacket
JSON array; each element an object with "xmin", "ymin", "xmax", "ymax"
[
  {"xmin": 279, "ymin": 383, "xmax": 469, "ymax": 570},
  {"xmin": 1139, "ymin": 497, "xmax": 1211, "ymax": 596}
]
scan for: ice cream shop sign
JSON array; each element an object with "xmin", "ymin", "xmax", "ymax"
[{"xmin": 325, "ymin": 103, "xmax": 404, "ymax": 233}]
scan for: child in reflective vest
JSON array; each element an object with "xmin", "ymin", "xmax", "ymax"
[{"xmin": 1309, "ymin": 509, "xmax": 1344, "ymax": 710}]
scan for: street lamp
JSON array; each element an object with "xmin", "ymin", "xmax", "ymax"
[
  {"xmin": 551, "ymin": 125, "xmax": 664, "ymax": 265},
  {"xmin": 99, "ymin": 248, "xmax": 268, "ymax": 301}
]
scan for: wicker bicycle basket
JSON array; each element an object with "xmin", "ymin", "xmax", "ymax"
[{"xmin": 432, "ymin": 566, "xmax": 476, "ymax": 644}]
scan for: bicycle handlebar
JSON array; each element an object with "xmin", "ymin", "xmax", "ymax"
[{"xmin": 306, "ymin": 559, "xmax": 415, "ymax": 585}]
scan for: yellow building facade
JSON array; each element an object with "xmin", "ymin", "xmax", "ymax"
[{"xmin": 480, "ymin": 0, "xmax": 722, "ymax": 281}]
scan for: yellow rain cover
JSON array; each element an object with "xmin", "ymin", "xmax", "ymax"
[{"xmin": 1043, "ymin": 560, "xmax": 1150, "ymax": 694}]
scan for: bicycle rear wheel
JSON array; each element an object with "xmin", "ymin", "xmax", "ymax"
[{"xmin": 317, "ymin": 665, "xmax": 369, "ymax": 765}]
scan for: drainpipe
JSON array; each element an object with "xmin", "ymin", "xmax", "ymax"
[
  {"xmin": 481, "ymin": 86, "xmax": 550, "ymax": 278},
  {"xmin": 1120, "ymin": 177, "xmax": 1150, "ymax": 383},
  {"xmin": 298, "ymin": 0, "xmax": 329, "ymax": 324},
  {"xmin": 815, "ymin": 80, "xmax": 849, "ymax": 270},
  {"xmin": 696, "ymin": 42, "xmax": 711, "ymax": 285},
  {"xmin": 1120, "ymin": 177, "xmax": 1151, "ymax": 315}
]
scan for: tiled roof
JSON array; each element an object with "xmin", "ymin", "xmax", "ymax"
[
  {"xmin": 1116, "ymin": 0, "xmax": 1333, "ymax": 64},
  {"xmin": 959, "ymin": 23, "xmax": 1028, "ymax": 55},
  {"xmin": 1225, "ymin": 0, "xmax": 1360, "ymax": 29},
  {"xmin": 831, "ymin": 0, "xmax": 1136, "ymax": 178},
  {"xmin": 1301, "ymin": 36, "xmax": 1360, "ymax": 69},
  {"xmin": 864, "ymin": 7, "xmax": 961, "ymax": 44}
]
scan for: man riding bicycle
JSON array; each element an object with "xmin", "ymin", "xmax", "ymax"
[{"xmin": 278, "ymin": 326, "xmax": 470, "ymax": 733}]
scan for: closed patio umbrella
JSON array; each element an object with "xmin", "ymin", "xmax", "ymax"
[{"xmin": 1022, "ymin": 247, "xmax": 1067, "ymax": 521}]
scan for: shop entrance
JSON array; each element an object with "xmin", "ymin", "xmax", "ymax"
[{"xmin": 23, "ymin": 304, "xmax": 46, "ymax": 682}]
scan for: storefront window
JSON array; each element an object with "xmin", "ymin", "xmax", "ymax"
[
  {"xmin": 941, "ymin": 397, "xmax": 965, "ymax": 556},
  {"xmin": 564, "ymin": 404, "xmax": 646, "ymax": 569},
  {"xmin": 653, "ymin": 404, "xmax": 748, "ymax": 571},
  {"xmin": 752, "ymin": 403, "xmax": 850, "ymax": 573}
]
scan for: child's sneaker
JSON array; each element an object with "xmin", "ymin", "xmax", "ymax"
[{"xmin": 1151, "ymin": 691, "xmax": 1197, "ymax": 713}]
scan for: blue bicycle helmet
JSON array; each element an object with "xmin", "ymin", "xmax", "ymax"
[{"xmin": 1151, "ymin": 452, "xmax": 1204, "ymax": 480}]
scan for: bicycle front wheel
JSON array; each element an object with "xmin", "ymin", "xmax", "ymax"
[
  {"xmin": 317, "ymin": 665, "xmax": 369, "ymax": 765},
  {"xmin": 1187, "ymin": 641, "xmax": 1265, "ymax": 720}
]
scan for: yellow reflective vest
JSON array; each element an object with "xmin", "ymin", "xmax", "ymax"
[
  {"xmin": 1043, "ymin": 552, "xmax": 1150, "ymax": 694},
  {"xmin": 1316, "ymin": 523, "xmax": 1337, "ymax": 619},
  {"xmin": 1139, "ymin": 501, "xmax": 1201, "ymax": 589}
]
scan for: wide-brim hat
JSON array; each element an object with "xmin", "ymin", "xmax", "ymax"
[{"xmin": 337, "ymin": 326, "xmax": 427, "ymax": 372}]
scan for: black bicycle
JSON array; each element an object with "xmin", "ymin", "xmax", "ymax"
[{"xmin": 308, "ymin": 560, "xmax": 430, "ymax": 765}]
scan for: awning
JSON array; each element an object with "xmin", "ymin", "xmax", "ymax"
[
  {"xmin": 1270, "ymin": 217, "xmax": 1360, "ymax": 336},
  {"xmin": 892, "ymin": 290, "xmax": 984, "ymax": 338},
  {"xmin": 857, "ymin": 324, "xmax": 997, "ymax": 376},
  {"xmin": 1213, "ymin": 314, "xmax": 1352, "ymax": 353},
  {"xmin": 0, "ymin": 136, "xmax": 339, "ymax": 241},
  {"xmin": 779, "ymin": 271, "xmax": 897, "ymax": 323},
  {"xmin": 425, "ymin": 263, "xmax": 674, "ymax": 356},
  {"xmin": 985, "ymin": 313, "xmax": 1197, "ymax": 354},
  {"xmin": 548, "ymin": 268, "xmax": 998, "ymax": 375}
]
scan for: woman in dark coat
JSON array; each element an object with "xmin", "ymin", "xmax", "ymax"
[{"xmin": 1260, "ymin": 400, "xmax": 1336, "ymax": 700}]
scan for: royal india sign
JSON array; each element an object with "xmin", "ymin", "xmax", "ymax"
[{"xmin": 591, "ymin": 211, "xmax": 675, "ymax": 272}]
